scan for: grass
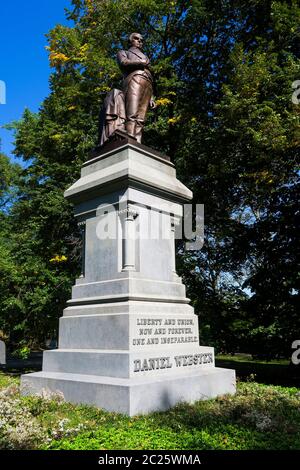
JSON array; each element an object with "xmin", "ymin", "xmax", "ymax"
[
  {"xmin": 216, "ymin": 354, "xmax": 290, "ymax": 365},
  {"xmin": 0, "ymin": 371, "xmax": 300, "ymax": 450},
  {"xmin": 0, "ymin": 371, "xmax": 19, "ymax": 389},
  {"xmin": 215, "ymin": 355, "xmax": 299, "ymax": 387}
]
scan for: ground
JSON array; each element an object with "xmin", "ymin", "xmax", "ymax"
[{"xmin": 0, "ymin": 371, "xmax": 299, "ymax": 450}]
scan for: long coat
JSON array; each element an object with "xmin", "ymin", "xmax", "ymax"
[
  {"xmin": 117, "ymin": 46, "xmax": 153, "ymax": 92},
  {"xmin": 98, "ymin": 89, "xmax": 126, "ymax": 146},
  {"xmin": 117, "ymin": 47, "xmax": 153, "ymax": 126}
]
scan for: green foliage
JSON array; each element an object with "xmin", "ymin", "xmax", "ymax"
[
  {"xmin": 0, "ymin": 381, "xmax": 47, "ymax": 450},
  {"xmin": 0, "ymin": 153, "xmax": 21, "ymax": 212},
  {"xmin": 1, "ymin": 377, "xmax": 299, "ymax": 450},
  {"xmin": 38, "ymin": 382, "xmax": 300, "ymax": 450},
  {"xmin": 0, "ymin": 0, "xmax": 299, "ymax": 356},
  {"xmin": 11, "ymin": 346, "xmax": 31, "ymax": 360},
  {"xmin": 215, "ymin": 355, "xmax": 299, "ymax": 388},
  {"xmin": 0, "ymin": 373, "xmax": 19, "ymax": 389}
]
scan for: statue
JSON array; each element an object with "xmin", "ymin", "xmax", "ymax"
[
  {"xmin": 99, "ymin": 33, "xmax": 155, "ymax": 146},
  {"xmin": 98, "ymin": 89, "xmax": 126, "ymax": 146}
]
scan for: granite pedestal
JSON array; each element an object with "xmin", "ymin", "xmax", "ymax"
[
  {"xmin": 21, "ymin": 137, "xmax": 235, "ymax": 415},
  {"xmin": 0, "ymin": 340, "xmax": 5, "ymax": 365}
]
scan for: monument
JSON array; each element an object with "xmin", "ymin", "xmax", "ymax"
[
  {"xmin": 99, "ymin": 32, "xmax": 156, "ymax": 146},
  {"xmin": 0, "ymin": 340, "xmax": 6, "ymax": 365},
  {"xmin": 21, "ymin": 33, "xmax": 235, "ymax": 415}
]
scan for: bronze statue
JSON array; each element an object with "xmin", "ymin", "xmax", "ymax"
[
  {"xmin": 98, "ymin": 89, "xmax": 126, "ymax": 146},
  {"xmin": 99, "ymin": 33, "xmax": 155, "ymax": 146}
]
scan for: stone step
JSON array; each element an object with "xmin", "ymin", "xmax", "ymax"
[
  {"xmin": 42, "ymin": 347, "xmax": 215, "ymax": 379},
  {"xmin": 21, "ymin": 367, "xmax": 236, "ymax": 415},
  {"xmin": 58, "ymin": 312, "xmax": 200, "ymax": 350},
  {"xmin": 71, "ymin": 277, "xmax": 187, "ymax": 301},
  {"xmin": 63, "ymin": 300, "xmax": 194, "ymax": 317}
]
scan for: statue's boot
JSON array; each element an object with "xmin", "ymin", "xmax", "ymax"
[
  {"xmin": 125, "ymin": 120, "xmax": 136, "ymax": 139},
  {"xmin": 134, "ymin": 120, "xmax": 144, "ymax": 144}
]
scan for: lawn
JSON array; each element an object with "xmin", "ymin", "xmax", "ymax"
[
  {"xmin": 0, "ymin": 372, "xmax": 299, "ymax": 450},
  {"xmin": 216, "ymin": 354, "xmax": 290, "ymax": 365},
  {"xmin": 215, "ymin": 354, "xmax": 299, "ymax": 387}
]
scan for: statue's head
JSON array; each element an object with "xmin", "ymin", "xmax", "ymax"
[{"xmin": 129, "ymin": 33, "xmax": 144, "ymax": 50}]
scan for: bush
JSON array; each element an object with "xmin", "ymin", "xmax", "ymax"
[
  {"xmin": 0, "ymin": 375, "xmax": 299, "ymax": 450},
  {"xmin": 0, "ymin": 385, "xmax": 47, "ymax": 449}
]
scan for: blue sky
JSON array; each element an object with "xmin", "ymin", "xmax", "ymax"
[{"xmin": 0, "ymin": 0, "xmax": 73, "ymax": 162}]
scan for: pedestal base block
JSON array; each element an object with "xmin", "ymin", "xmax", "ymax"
[
  {"xmin": 21, "ymin": 367, "xmax": 235, "ymax": 416},
  {"xmin": 21, "ymin": 140, "xmax": 236, "ymax": 415}
]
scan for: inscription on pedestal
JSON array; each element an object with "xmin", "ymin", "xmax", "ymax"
[
  {"xmin": 133, "ymin": 353, "xmax": 214, "ymax": 373},
  {"xmin": 132, "ymin": 317, "xmax": 199, "ymax": 346}
]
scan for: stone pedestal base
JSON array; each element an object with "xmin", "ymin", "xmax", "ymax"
[
  {"xmin": 21, "ymin": 139, "xmax": 236, "ymax": 415},
  {"xmin": 21, "ymin": 367, "xmax": 235, "ymax": 416}
]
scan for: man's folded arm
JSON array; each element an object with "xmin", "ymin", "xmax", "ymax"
[{"xmin": 117, "ymin": 51, "xmax": 147, "ymax": 67}]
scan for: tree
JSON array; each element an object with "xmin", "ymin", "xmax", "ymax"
[{"xmin": 1, "ymin": 0, "xmax": 299, "ymax": 357}]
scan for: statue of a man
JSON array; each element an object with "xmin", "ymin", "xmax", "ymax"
[
  {"xmin": 117, "ymin": 33, "xmax": 155, "ymax": 143},
  {"xmin": 98, "ymin": 33, "xmax": 155, "ymax": 146}
]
